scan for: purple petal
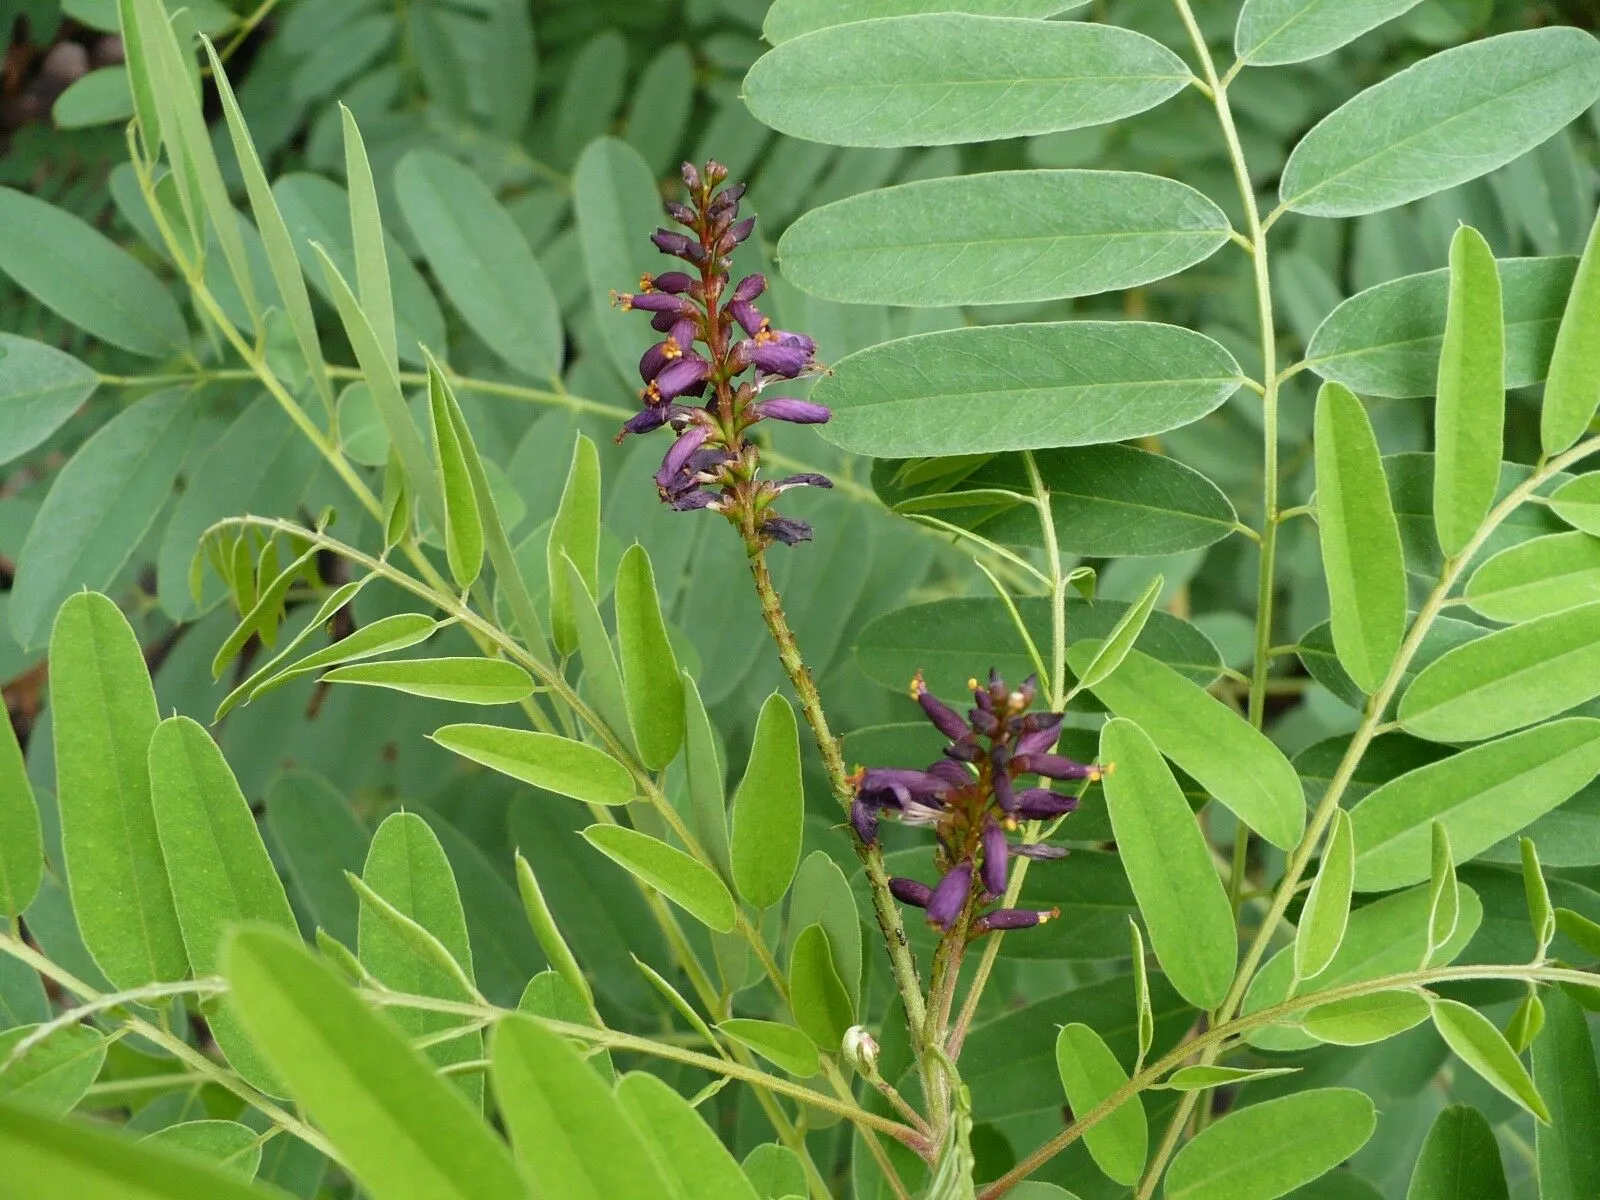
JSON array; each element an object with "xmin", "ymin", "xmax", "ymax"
[
  {"xmin": 925, "ymin": 863, "xmax": 972, "ymax": 930},
  {"xmin": 925, "ymin": 759, "xmax": 972, "ymax": 790},
  {"xmin": 648, "ymin": 271, "xmax": 694, "ymax": 294},
  {"xmin": 622, "ymin": 290, "xmax": 695, "ymax": 315},
  {"xmin": 1013, "ymin": 752, "xmax": 1098, "ymax": 782},
  {"xmin": 727, "ymin": 216, "xmax": 755, "ymax": 244},
  {"xmin": 651, "ymin": 356, "xmax": 711, "ymax": 402},
  {"xmin": 728, "ymin": 298, "xmax": 764, "ymax": 337},
  {"xmin": 664, "ymin": 201, "xmax": 696, "ymax": 226},
  {"xmin": 650, "ymin": 229, "xmax": 698, "ymax": 258},
  {"xmin": 732, "ymin": 273, "xmax": 766, "ymax": 303},
  {"xmin": 751, "ymin": 337, "xmax": 811, "ymax": 378},
  {"xmin": 1014, "ymin": 713, "xmax": 1065, "ymax": 756},
  {"xmin": 668, "ymin": 489, "xmax": 718, "ymax": 512},
  {"xmin": 973, "ymin": 908, "xmax": 1057, "ymax": 934},
  {"xmin": 1013, "ymin": 788, "xmax": 1079, "ymax": 821},
  {"xmin": 751, "ymin": 397, "xmax": 831, "ymax": 425},
  {"xmin": 680, "ymin": 162, "xmax": 701, "ymax": 191},
  {"xmin": 912, "ymin": 672, "xmax": 969, "ymax": 740},
  {"xmin": 774, "ymin": 473, "xmax": 833, "ymax": 493},
  {"xmin": 992, "ymin": 766, "xmax": 1018, "ymax": 815},
  {"xmin": 858, "ymin": 768, "xmax": 952, "ymax": 801},
  {"xmin": 981, "ymin": 820, "xmax": 1008, "ymax": 897},
  {"xmin": 659, "ymin": 425, "xmax": 712, "ymax": 482},
  {"xmin": 639, "ymin": 342, "xmax": 671, "ymax": 383},
  {"xmin": 889, "ymin": 877, "xmax": 932, "ymax": 908},
  {"xmin": 851, "ymin": 796, "xmax": 879, "ymax": 846},
  {"xmin": 1011, "ymin": 843, "xmax": 1068, "ymax": 860},
  {"xmin": 616, "ymin": 407, "xmax": 671, "ymax": 441},
  {"xmin": 761, "ymin": 515, "xmax": 813, "ymax": 546}
]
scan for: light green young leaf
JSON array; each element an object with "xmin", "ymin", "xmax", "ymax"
[
  {"xmin": 149, "ymin": 716, "xmax": 296, "ymax": 1095},
  {"xmin": 1548, "ymin": 474, "xmax": 1600, "ymax": 535},
  {"xmin": 1533, "ymin": 987, "xmax": 1600, "ymax": 1199},
  {"xmin": 763, "ymin": 0, "xmax": 1085, "ymax": 42},
  {"xmin": 513, "ymin": 852, "xmax": 595, "ymax": 1017},
  {"xmin": 1314, "ymin": 381, "xmax": 1406, "ymax": 694},
  {"xmin": 743, "ymin": 15, "xmax": 1188, "ymax": 147},
  {"xmin": 777, "ymin": 171, "xmax": 1229, "ymax": 306},
  {"xmin": 1099, "ymin": 718, "xmax": 1234, "ymax": 1011},
  {"xmin": 729, "ymin": 693, "xmax": 805, "ymax": 910},
  {"xmin": 683, "ymin": 673, "xmax": 732, "ymax": 884},
  {"xmin": 616, "ymin": 1071, "xmax": 762, "ymax": 1200},
  {"xmin": 1234, "ymin": 0, "xmax": 1423, "ymax": 67},
  {"xmin": 11, "ymin": 388, "xmax": 197, "ymax": 649},
  {"xmin": 431, "ymin": 725, "xmax": 635, "ymax": 806},
  {"xmin": 1299, "ymin": 990, "xmax": 1431, "ymax": 1046},
  {"xmin": 1164, "ymin": 1089, "xmax": 1377, "ymax": 1200},
  {"xmin": 427, "ymin": 360, "xmax": 484, "ymax": 590},
  {"xmin": 1427, "ymin": 821, "xmax": 1460, "ymax": 956},
  {"xmin": 1351, "ymin": 718, "xmax": 1600, "ymax": 890},
  {"xmin": 1398, "ymin": 601, "xmax": 1600, "ymax": 742},
  {"xmin": 143, "ymin": 1120, "xmax": 261, "ymax": 1178},
  {"xmin": 616, "ymin": 544, "xmax": 684, "ymax": 771},
  {"xmin": 1405, "ymin": 1105, "xmax": 1509, "ymax": 1200},
  {"xmin": 1053, "ymin": 1023, "xmax": 1145, "ymax": 1186},
  {"xmin": 224, "ymin": 927, "xmax": 526, "ymax": 1200},
  {"xmin": 1430, "ymin": 997, "xmax": 1550, "ymax": 1122},
  {"xmin": 1543, "ymin": 206, "xmax": 1600, "ymax": 455},
  {"xmin": 1506, "ymin": 990, "xmax": 1544, "ymax": 1054},
  {"xmin": 1464, "ymin": 531, "xmax": 1600, "ymax": 622},
  {"xmin": 717, "ymin": 1019, "xmax": 819, "ymax": 1077},
  {"xmin": 1522, "ymin": 837, "xmax": 1557, "ymax": 954},
  {"xmin": 630, "ymin": 955, "xmax": 716, "ymax": 1050},
  {"xmin": 1295, "ymin": 808, "xmax": 1354, "ymax": 982},
  {"xmin": 235, "ymin": 611, "xmax": 439, "ymax": 711},
  {"xmin": 210, "ymin": 544, "xmax": 321, "ymax": 679},
  {"xmin": 813, "ymin": 321, "xmax": 1242, "ymax": 459},
  {"xmin": 582, "ymin": 824, "xmax": 736, "ymax": 933},
  {"xmin": 322, "ymin": 658, "xmax": 534, "ymax": 705},
  {"xmin": 548, "ymin": 435, "xmax": 601, "ymax": 657},
  {"xmin": 1071, "ymin": 576, "xmax": 1162, "ymax": 696},
  {"xmin": 396, "ymin": 150, "xmax": 562, "ymax": 382},
  {"xmin": 1555, "ymin": 906, "xmax": 1600, "ymax": 958},
  {"xmin": 49, "ymin": 592, "xmax": 185, "ymax": 988},
  {"xmin": 1434, "ymin": 226, "xmax": 1505, "ymax": 558},
  {"xmin": 787, "ymin": 924, "xmax": 854, "ymax": 1051},
  {"xmin": 1130, "ymin": 919, "xmax": 1153, "ymax": 1069},
  {"xmin": 0, "ymin": 707, "xmax": 40, "ymax": 917},
  {"xmin": 1280, "ymin": 28, "xmax": 1600, "ymax": 217},
  {"xmin": 0, "ymin": 1024, "xmax": 106, "ymax": 1114},
  {"xmin": 0, "ymin": 335, "xmax": 99, "ymax": 467},
  {"xmin": 1068, "ymin": 645, "xmax": 1303, "ymax": 851},
  {"xmin": 491, "ymin": 1015, "xmax": 671, "ymax": 1200},
  {"xmin": 744, "ymin": 1144, "xmax": 809, "ymax": 1200},
  {"xmin": 1159, "ymin": 1065, "xmax": 1299, "ymax": 1091},
  {"xmin": 340, "ymin": 107, "xmax": 395, "ymax": 370}
]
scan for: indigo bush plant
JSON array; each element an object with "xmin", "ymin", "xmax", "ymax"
[{"xmin": 0, "ymin": 0, "xmax": 1598, "ymax": 1197}]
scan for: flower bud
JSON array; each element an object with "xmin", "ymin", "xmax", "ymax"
[{"xmin": 842, "ymin": 1026, "xmax": 880, "ymax": 1075}]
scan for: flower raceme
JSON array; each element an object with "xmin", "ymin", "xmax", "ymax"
[
  {"xmin": 851, "ymin": 669, "xmax": 1103, "ymax": 938},
  {"xmin": 613, "ymin": 160, "xmax": 830, "ymax": 547}
]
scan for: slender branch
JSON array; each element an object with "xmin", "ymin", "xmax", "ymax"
[{"xmin": 2, "ymin": 978, "xmax": 226, "ymax": 1070}]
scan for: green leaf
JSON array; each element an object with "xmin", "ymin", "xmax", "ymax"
[
  {"xmin": 787, "ymin": 924, "xmax": 854, "ymax": 1051},
  {"xmin": 743, "ymin": 15, "xmax": 1188, "ymax": 147},
  {"xmin": 1398, "ymin": 601, "xmax": 1600, "ymax": 742},
  {"xmin": 764, "ymin": 0, "xmax": 1085, "ymax": 42},
  {"xmin": 491, "ymin": 1015, "xmax": 670, "ymax": 1200},
  {"xmin": 357, "ymin": 813, "xmax": 482, "ymax": 1106},
  {"xmin": 1533, "ymin": 987, "xmax": 1600, "ymax": 1199},
  {"xmin": 1069, "ymin": 646, "xmax": 1304, "ymax": 851},
  {"xmin": 1548, "ymin": 474, "xmax": 1600, "ymax": 535},
  {"xmin": 149, "ymin": 716, "xmax": 296, "ymax": 1095},
  {"xmin": 1555, "ymin": 906, "xmax": 1600, "ymax": 958},
  {"xmin": 1164, "ymin": 1089, "xmax": 1377, "ymax": 1200},
  {"xmin": 427, "ymin": 360, "xmax": 484, "ymax": 590},
  {"xmin": 233, "ymin": 612, "xmax": 440, "ymax": 711},
  {"xmin": 1131, "ymin": 920, "xmax": 1153, "ymax": 1067},
  {"xmin": 615, "ymin": 544, "xmax": 684, "ymax": 771},
  {"xmin": 143, "ymin": 1121, "xmax": 262, "ymax": 1178},
  {"xmin": 1280, "ymin": 29, "xmax": 1600, "ymax": 217},
  {"xmin": 1299, "ymin": 990, "xmax": 1431, "ymax": 1046},
  {"xmin": 743, "ymin": 1145, "xmax": 808, "ymax": 1200},
  {"xmin": 224, "ymin": 927, "xmax": 525, "ymax": 1200},
  {"xmin": 1434, "ymin": 226, "xmax": 1505, "ymax": 558},
  {"xmin": 1427, "ymin": 821, "xmax": 1460, "ymax": 955},
  {"xmin": 683, "ymin": 674, "xmax": 732, "ymax": 884},
  {"xmin": 1295, "ymin": 808, "xmax": 1354, "ymax": 982},
  {"xmin": 0, "ymin": 705, "xmax": 40, "ymax": 917},
  {"xmin": 1314, "ymin": 381, "xmax": 1407, "ymax": 694},
  {"xmin": 1405, "ymin": 1105, "xmax": 1508, "ymax": 1200},
  {"xmin": 323, "ymin": 658, "xmax": 533, "ymax": 705},
  {"xmin": 1465, "ymin": 531, "xmax": 1600, "ymax": 622},
  {"xmin": 729, "ymin": 694, "xmax": 805, "ymax": 910},
  {"xmin": 0, "ymin": 186, "xmax": 185, "ymax": 357},
  {"xmin": 431, "ymin": 725, "xmax": 635, "ymax": 806},
  {"xmin": 0, "ymin": 335, "xmax": 98, "ymax": 467},
  {"xmin": 1506, "ymin": 990, "xmax": 1544, "ymax": 1054},
  {"xmin": 616, "ymin": 1071, "xmax": 761, "ymax": 1200},
  {"xmin": 264, "ymin": 771, "xmax": 371, "ymax": 948},
  {"xmin": 395, "ymin": 150, "xmax": 562, "ymax": 382},
  {"xmin": 573, "ymin": 138, "xmax": 662, "ymax": 388},
  {"xmin": 0, "ymin": 1100, "xmax": 284, "ymax": 1199},
  {"xmin": 52, "ymin": 65, "xmax": 133, "ymax": 127},
  {"xmin": 1053, "ymin": 1022, "xmax": 1145, "ymax": 1186},
  {"xmin": 548, "ymin": 435, "xmax": 601, "ymax": 657},
  {"xmin": 1542, "ymin": 208, "xmax": 1600, "ymax": 454},
  {"xmin": 1072, "ymin": 578, "xmax": 1162, "ymax": 695},
  {"xmin": 339, "ymin": 106, "xmax": 395, "ymax": 370},
  {"xmin": 814, "ymin": 322, "xmax": 1242, "ymax": 458},
  {"xmin": 565, "ymin": 557, "xmax": 632, "ymax": 747},
  {"xmin": 48, "ymin": 592, "xmax": 184, "ymax": 988},
  {"xmin": 787, "ymin": 852, "xmax": 862, "ymax": 1002},
  {"xmin": 1098, "ymin": 718, "xmax": 1234, "ymax": 1011},
  {"xmin": 513, "ymin": 853, "xmax": 595, "ymax": 1016},
  {"xmin": 1307, "ymin": 255, "xmax": 1576, "ymax": 400},
  {"xmin": 777, "ymin": 170, "xmax": 1229, "ymax": 306},
  {"xmin": 10, "ymin": 388, "xmax": 197, "ymax": 650},
  {"xmin": 1522, "ymin": 837, "xmax": 1557, "ymax": 954},
  {"xmin": 718, "ymin": 1019, "xmax": 820, "ymax": 1077},
  {"xmin": 0, "ymin": 1025, "xmax": 106, "ymax": 1114},
  {"xmin": 1159, "ymin": 1065, "xmax": 1299, "ymax": 1090},
  {"xmin": 1429, "ymin": 997, "xmax": 1550, "ymax": 1122},
  {"xmin": 582, "ymin": 824, "xmax": 736, "ymax": 933},
  {"xmin": 1234, "ymin": 0, "xmax": 1423, "ymax": 67},
  {"xmin": 1351, "ymin": 718, "xmax": 1600, "ymax": 891}
]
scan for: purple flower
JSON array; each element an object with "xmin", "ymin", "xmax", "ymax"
[
  {"xmin": 1013, "ymin": 788, "xmax": 1079, "ymax": 821},
  {"xmin": 729, "ymin": 298, "xmax": 764, "ymax": 336},
  {"xmin": 973, "ymin": 908, "xmax": 1057, "ymax": 934},
  {"xmin": 1013, "ymin": 714, "xmax": 1065, "ymax": 756},
  {"xmin": 648, "ymin": 355, "xmax": 710, "ymax": 403},
  {"xmin": 889, "ymin": 877, "xmax": 933, "ymax": 908},
  {"xmin": 773, "ymin": 473, "xmax": 833, "ymax": 493},
  {"xmin": 856, "ymin": 768, "xmax": 952, "ymax": 807},
  {"xmin": 925, "ymin": 759, "xmax": 971, "ymax": 790},
  {"xmin": 620, "ymin": 290, "xmax": 696, "ymax": 315},
  {"xmin": 980, "ymin": 820, "xmax": 1008, "ymax": 897},
  {"xmin": 1013, "ymin": 752, "xmax": 1098, "ymax": 782},
  {"xmin": 665, "ymin": 201, "xmax": 696, "ymax": 226},
  {"xmin": 751, "ymin": 398, "xmax": 831, "ymax": 425},
  {"xmin": 992, "ymin": 766, "xmax": 1018, "ymax": 816},
  {"xmin": 912, "ymin": 672, "xmax": 969, "ymax": 740},
  {"xmin": 616, "ymin": 407, "xmax": 672, "ymax": 441},
  {"xmin": 761, "ymin": 515, "xmax": 813, "ymax": 546},
  {"xmin": 751, "ymin": 330, "xmax": 815, "ymax": 378},
  {"xmin": 651, "ymin": 309, "xmax": 679, "ymax": 333},
  {"xmin": 647, "ymin": 271, "xmax": 694, "ymax": 294},
  {"xmin": 669, "ymin": 490, "xmax": 719, "ymax": 512},
  {"xmin": 651, "ymin": 229, "xmax": 704, "ymax": 262},
  {"xmin": 732, "ymin": 274, "xmax": 766, "ymax": 303},
  {"xmin": 1012, "ymin": 843, "xmax": 1068, "ymax": 861},
  {"xmin": 852, "ymin": 796, "xmax": 880, "ymax": 846},
  {"xmin": 659, "ymin": 425, "xmax": 712, "ymax": 481},
  {"xmin": 925, "ymin": 863, "xmax": 972, "ymax": 930}
]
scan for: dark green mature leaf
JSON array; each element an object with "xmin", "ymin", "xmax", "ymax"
[
  {"xmin": 264, "ymin": 771, "xmax": 371, "ymax": 947},
  {"xmin": 788, "ymin": 923, "xmax": 854, "ymax": 1050},
  {"xmin": 1430, "ymin": 998, "xmax": 1550, "ymax": 1121},
  {"xmin": 1164, "ymin": 1089, "xmax": 1376, "ymax": 1200},
  {"xmin": 0, "ymin": 1025, "xmax": 106, "ymax": 1114},
  {"xmin": 395, "ymin": 150, "xmax": 562, "ymax": 382},
  {"xmin": 1234, "ymin": 0, "xmax": 1423, "ymax": 67},
  {"xmin": 0, "ymin": 708, "xmax": 40, "ymax": 917},
  {"xmin": 683, "ymin": 674, "xmax": 731, "ymax": 883},
  {"xmin": 1464, "ymin": 531, "xmax": 1600, "ymax": 622},
  {"xmin": 1314, "ymin": 381, "xmax": 1406, "ymax": 695},
  {"xmin": 730, "ymin": 694, "xmax": 804, "ymax": 910},
  {"xmin": 582, "ymin": 824, "xmax": 736, "ymax": 933},
  {"xmin": 49, "ymin": 592, "xmax": 185, "ymax": 988},
  {"xmin": 0, "ymin": 335, "xmax": 98, "ymax": 467},
  {"xmin": 743, "ymin": 15, "xmax": 1189, "ymax": 147},
  {"xmin": 548, "ymin": 435, "xmax": 601, "ymax": 657},
  {"xmin": 431, "ymin": 726, "xmax": 636, "ymax": 806},
  {"xmin": 1532, "ymin": 987, "xmax": 1600, "ymax": 1199},
  {"xmin": 11, "ymin": 388, "xmax": 197, "ymax": 649},
  {"xmin": 776, "ymin": 171, "xmax": 1229, "ymax": 306},
  {"xmin": 1405, "ymin": 1105, "xmax": 1507, "ymax": 1199},
  {"xmin": 1280, "ymin": 29, "xmax": 1600, "ymax": 217},
  {"xmin": 615, "ymin": 544, "xmax": 684, "ymax": 771},
  {"xmin": 1352, "ymin": 718, "xmax": 1600, "ymax": 890},
  {"xmin": 1386, "ymin": 454, "xmax": 1571, "ymax": 578},
  {"xmin": 0, "ymin": 186, "xmax": 186, "ymax": 356},
  {"xmin": 1542, "ymin": 208, "xmax": 1600, "ymax": 454},
  {"xmin": 617, "ymin": 1071, "xmax": 761, "ymax": 1200},
  {"xmin": 1305, "ymin": 256, "xmax": 1576, "ymax": 399},
  {"xmin": 763, "ymin": 0, "xmax": 1086, "ymax": 42},
  {"xmin": 573, "ymin": 138, "xmax": 661, "ymax": 388},
  {"xmin": 1434, "ymin": 227, "xmax": 1504, "ymax": 558},
  {"xmin": 427, "ymin": 359, "xmax": 484, "ymax": 590},
  {"xmin": 225, "ymin": 927, "xmax": 526, "ymax": 1200},
  {"xmin": 1053, "ymin": 1022, "xmax": 1145, "ymax": 1186},
  {"xmin": 816, "ymin": 322, "xmax": 1241, "ymax": 458}
]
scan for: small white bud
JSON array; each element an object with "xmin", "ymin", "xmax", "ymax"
[{"xmin": 842, "ymin": 1025, "xmax": 879, "ymax": 1074}]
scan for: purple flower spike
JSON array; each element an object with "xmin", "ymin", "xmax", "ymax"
[
  {"xmin": 1014, "ymin": 752, "xmax": 1099, "ymax": 782},
  {"xmin": 973, "ymin": 908, "xmax": 1058, "ymax": 934},
  {"xmin": 1013, "ymin": 789, "xmax": 1079, "ymax": 821},
  {"xmin": 981, "ymin": 820, "xmax": 1008, "ymax": 897},
  {"xmin": 912, "ymin": 672, "xmax": 969, "ymax": 740},
  {"xmin": 992, "ymin": 765, "xmax": 1017, "ymax": 815},
  {"xmin": 649, "ymin": 355, "xmax": 711, "ymax": 403},
  {"xmin": 926, "ymin": 863, "xmax": 972, "ymax": 930},
  {"xmin": 761, "ymin": 515, "xmax": 813, "ymax": 545},
  {"xmin": 889, "ymin": 877, "xmax": 933, "ymax": 909},
  {"xmin": 751, "ymin": 398, "xmax": 831, "ymax": 425},
  {"xmin": 852, "ymin": 797, "xmax": 879, "ymax": 846}
]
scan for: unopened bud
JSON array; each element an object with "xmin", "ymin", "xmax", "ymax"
[{"xmin": 842, "ymin": 1025, "xmax": 880, "ymax": 1074}]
